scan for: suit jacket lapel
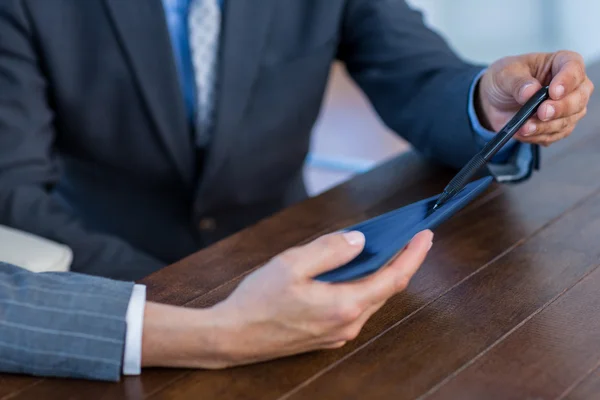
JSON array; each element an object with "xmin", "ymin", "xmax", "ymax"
[
  {"xmin": 201, "ymin": 0, "xmax": 277, "ymax": 189},
  {"xmin": 104, "ymin": 0, "xmax": 193, "ymax": 185}
]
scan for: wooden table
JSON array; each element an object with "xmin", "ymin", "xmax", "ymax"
[{"xmin": 3, "ymin": 65, "xmax": 600, "ymax": 400}]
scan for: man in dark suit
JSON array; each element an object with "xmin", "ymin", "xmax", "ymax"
[{"xmin": 0, "ymin": 0, "xmax": 592, "ymax": 281}]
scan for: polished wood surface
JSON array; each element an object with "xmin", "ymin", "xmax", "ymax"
[{"xmin": 2, "ymin": 63, "xmax": 600, "ymax": 399}]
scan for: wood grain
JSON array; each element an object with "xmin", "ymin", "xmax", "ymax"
[
  {"xmin": 0, "ymin": 376, "xmax": 41, "ymax": 400},
  {"xmin": 425, "ymin": 264, "xmax": 600, "ymax": 400},
  {"xmin": 564, "ymin": 368, "xmax": 600, "ymax": 400},
  {"xmin": 5, "ymin": 371, "xmax": 185, "ymax": 400}
]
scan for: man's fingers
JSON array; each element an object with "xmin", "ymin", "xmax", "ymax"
[
  {"xmin": 518, "ymin": 104, "xmax": 587, "ymax": 139},
  {"xmin": 500, "ymin": 61, "xmax": 543, "ymax": 105},
  {"xmin": 517, "ymin": 109, "xmax": 586, "ymax": 145},
  {"xmin": 278, "ymin": 231, "xmax": 366, "ymax": 278},
  {"xmin": 516, "ymin": 118, "xmax": 541, "ymax": 137},
  {"xmin": 344, "ymin": 230, "xmax": 434, "ymax": 307},
  {"xmin": 550, "ymin": 51, "xmax": 587, "ymax": 100},
  {"xmin": 536, "ymin": 79, "xmax": 593, "ymax": 121},
  {"xmin": 519, "ymin": 129, "xmax": 574, "ymax": 147}
]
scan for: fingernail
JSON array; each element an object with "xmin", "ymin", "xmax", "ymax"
[
  {"xmin": 427, "ymin": 241, "xmax": 433, "ymax": 251},
  {"xmin": 427, "ymin": 230, "xmax": 434, "ymax": 242},
  {"xmin": 410, "ymin": 230, "xmax": 434, "ymax": 248},
  {"xmin": 544, "ymin": 105, "xmax": 555, "ymax": 120},
  {"xmin": 343, "ymin": 231, "xmax": 365, "ymax": 246},
  {"xmin": 555, "ymin": 85, "xmax": 565, "ymax": 98},
  {"xmin": 524, "ymin": 123, "xmax": 537, "ymax": 136},
  {"xmin": 519, "ymin": 83, "xmax": 535, "ymax": 100}
]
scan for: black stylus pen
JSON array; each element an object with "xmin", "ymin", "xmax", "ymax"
[{"xmin": 430, "ymin": 85, "xmax": 550, "ymax": 213}]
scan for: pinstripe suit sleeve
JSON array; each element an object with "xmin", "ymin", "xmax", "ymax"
[{"xmin": 0, "ymin": 262, "xmax": 134, "ymax": 381}]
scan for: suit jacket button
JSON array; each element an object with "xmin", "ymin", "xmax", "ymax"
[{"xmin": 198, "ymin": 217, "xmax": 217, "ymax": 231}]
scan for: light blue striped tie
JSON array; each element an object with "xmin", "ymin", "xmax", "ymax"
[{"xmin": 189, "ymin": 0, "xmax": 221, "ymax": 146}]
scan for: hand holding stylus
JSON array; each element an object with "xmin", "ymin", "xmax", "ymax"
[{"xmin": 476, "ymin": 51, "xmax": 593, "ymax": 146}]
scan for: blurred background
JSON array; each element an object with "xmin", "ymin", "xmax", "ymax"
[{"xmin": 305, "ymin": 0, "xmax": 600, "ymax": 195}]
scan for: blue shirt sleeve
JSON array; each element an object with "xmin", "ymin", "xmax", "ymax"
[{"xmin": 468, "ymin": 69, "xmax": 528, "ymax": 165}]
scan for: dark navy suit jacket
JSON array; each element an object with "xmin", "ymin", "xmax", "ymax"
[{"xmin": 0, "ymin": 0, "xmax": 536, "ymax": 280}]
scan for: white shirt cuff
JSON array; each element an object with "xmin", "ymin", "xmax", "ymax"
[{"xmin": 123, "ymin": 284, "xmax": 146, "ymax": 375}]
